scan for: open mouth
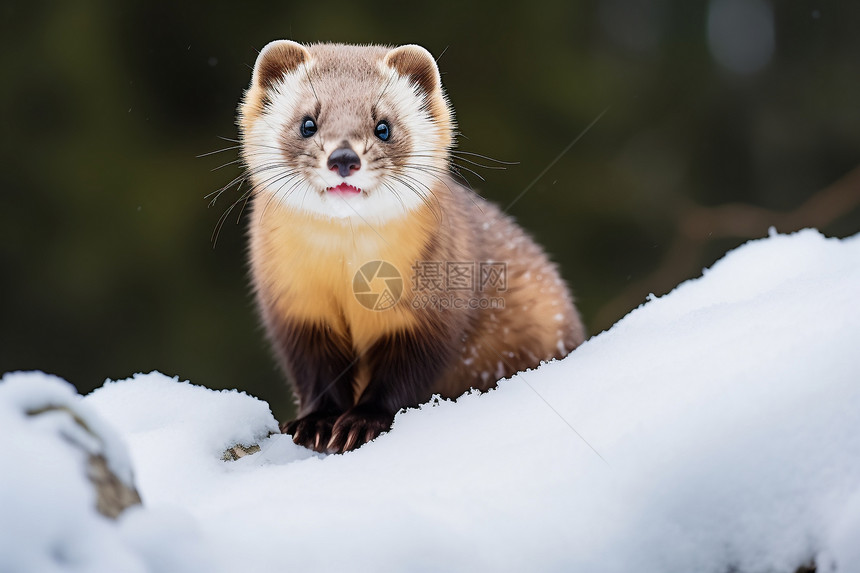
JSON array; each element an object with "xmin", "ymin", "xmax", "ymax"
[{"xmin": 326, "ymin": 183, "xmax": 362, "ymax": 195}]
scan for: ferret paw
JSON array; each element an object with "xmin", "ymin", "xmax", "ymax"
[
  {"xmin": 280, "ymin": 413, "xmax": 338, "ymax": 453},
  {"xmin": 327, "ymin": 408, "xmax": 394, "ymax": 453}
]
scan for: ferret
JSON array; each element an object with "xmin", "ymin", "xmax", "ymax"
[{"xmin": 238, "ymin": 40, "xmax": 585, "ymax": 453}]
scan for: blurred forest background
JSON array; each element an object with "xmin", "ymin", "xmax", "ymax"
[{"xmin": 2, "ymin": 0, "xmax": 858, "ymax": 421}]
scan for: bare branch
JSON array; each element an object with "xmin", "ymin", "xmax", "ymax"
[{"xmin": 593, "ymin": 165, "xmax": 860, "ymax": 331}]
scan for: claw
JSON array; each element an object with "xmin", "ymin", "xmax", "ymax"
[
  {"xmin": 343, "ymin": 426, "xmax": 361, "ymax": 452},
  {"xmin": 280, "ymin": 413, "xmax": 338, "ymax": 453},
  {"xmin": 325, "ymin": 408, "xmax": 395, "ymax": 453},
  {"xmin": 365, "ymin": 426, "xmax": 380, "ymax": 444},
  {"xmin": 326, "ymin": 427, "xmax": 344, "ymax": 452}
]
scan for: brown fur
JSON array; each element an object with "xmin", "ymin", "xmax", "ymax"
[
  {"xmin": 239, "ymin": 41, "xmax": 585, "ymax": 453},
  {"xmin": 254, "ymin": 41, "xmax": 310, "ymax": 90}
]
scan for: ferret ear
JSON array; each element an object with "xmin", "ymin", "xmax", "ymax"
[
  {"xmin": 252, "ymin": 40, "xmax": 311, "ymax": 90},
  {"xmin": 384, "ymin": 44, "xmax": 441, "ymax": 96}
]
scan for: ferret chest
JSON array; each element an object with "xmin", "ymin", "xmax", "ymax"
[{"xmin": 251, "ymin": 200, "xmax": 434, "ymax": 346}]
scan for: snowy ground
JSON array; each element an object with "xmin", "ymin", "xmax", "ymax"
[{"xmin": 2, "ymin": 228, "xmax": 860, "ymax": 573}]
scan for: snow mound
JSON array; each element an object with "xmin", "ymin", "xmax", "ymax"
[
  {"xmin": 3, "ymin": 229, "xmax": 860, "ymax": 572},
  {"xmin": 85, "ymin": 372, "xmax": 281, "ymax": 510},
  {"xmin": 0, "ymin": 372, "xmax": 230, "ymax": 573}
]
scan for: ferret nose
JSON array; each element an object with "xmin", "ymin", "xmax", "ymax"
[{"xmin": 327, "ymin": 147, "xmax": 361, "ymax": 178}]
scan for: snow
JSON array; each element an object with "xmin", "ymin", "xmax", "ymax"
[
  {"xmin": 85, "ymin": 373, "xmax": 281, "ymax": 512},
  {"xmin": 2, "ymin": 228, "xmax": 860, "ymax": 572},
  {"xmin": 0, "ymin": 371, "xmax": 135, "ymax": 487}
]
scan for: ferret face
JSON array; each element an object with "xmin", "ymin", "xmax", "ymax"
[{"xmin": 239, "ymin": 41, "xmax": 455, "ymax": 224}]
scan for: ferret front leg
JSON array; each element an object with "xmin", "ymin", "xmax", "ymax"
[
  {"xmin": 327, "ymin": 327, "xmax": 454, "ymax": 453},
  {"xmin": 275, "ymin": 320, "xmax": 357, "ymax": 452}
]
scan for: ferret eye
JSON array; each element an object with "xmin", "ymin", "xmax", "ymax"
[
  {"xmin": 299, "ymin": 117, "xmax": 317, "ymax": 138},
  {"xmin": 374, "ymin": 120, "xmax": 391, "ymax": 141}
]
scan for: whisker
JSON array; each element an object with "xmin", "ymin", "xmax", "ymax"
[
  {"xmin": 387, "ymin": 173, "xmax": 443, "ymax": 222},
  {"xmin": 262, "ymin": 173, "xmax": 306, "ymax": 221},
  {"xmin": 206, "ymin": 163, "xmax": 294, "ymax": 204},
  {"xmin": 448, "ymin": 162, "xmax": 486, "ymax": 182},
  {"xmin": 399, "ymin": 163, "xmax": 485, "ymax": 214},
  {"xmin": 451, "ymin": 150, "xmax": 519, "ymax": 165},
  {"xmin": 197, "ymin": 145, "xmax": 241, "ymax": 158},
  {"xmin": 303, "ymin": 62, "xmax": 321, "ymax": 107},
  {"xmin": 209, "ymin": 158, "xmax": 244, "ymax": 172},
  {"xmin": 211, "ymin": 169, "xmax": 301, "ymax": 245},
  {"xmin": 375, "ymin": 69, "xmax": 397, "ymax": 110},
  {"xmin": 449, "ymin": 156, "xmax": 505, "ymax": 171},
  {"xmin": 207, "ymin": 149, "xmax": 284, "ymax": 172},
  {"xmin": 379, "ymin": 180, "xmax": 410, "ymax": 215},
  {"xmin": 389, "ymin": 152, "xmax": 506, "ymax": 171},
  {"xmin": 217, "ymin": 135, "xmax": 285, "ymax": 152}
]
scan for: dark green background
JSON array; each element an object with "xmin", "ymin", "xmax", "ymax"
[{"xmin": 2, "ymin": 1, "xmax": 858, "ymax": 421}]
